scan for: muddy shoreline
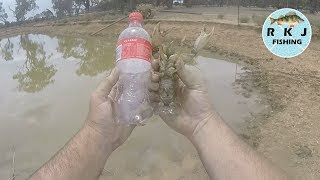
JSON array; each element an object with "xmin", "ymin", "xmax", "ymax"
[{"xmin": 1, "ymin": 17, "xmax": 320, "ymax": 179}]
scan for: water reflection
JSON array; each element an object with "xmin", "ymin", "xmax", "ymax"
[
  {"xmin": 0, "ymin": 34, "xmax": 265, "ymax": 180},
  {"xmin": 0, "ymin": 34, "xmax": 115, "ymax": 93},
  {"xmin": 56, "ymin": 36, "xmax": 114, "ymax": 76},
  {"xmin": 13, "ymin": 35, "xmax": 57, "ymax": 93},
  {"xmin": 1, "ymin": 38, "xmax": 14, "ymax": 61}
]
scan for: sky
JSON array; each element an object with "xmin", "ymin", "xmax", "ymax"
[{"xmin": 1, "ymin": 0, "xmax": 53, "ymax": 22}]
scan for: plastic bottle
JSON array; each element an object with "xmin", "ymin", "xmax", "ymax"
[{"xmin": 115, "ymin": 12, "xmax": 153, "ymax": 125}]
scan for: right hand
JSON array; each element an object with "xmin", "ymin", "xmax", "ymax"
[{"xmin": 150, "ymin": 58, "xmax": 214, "ymax": 140}]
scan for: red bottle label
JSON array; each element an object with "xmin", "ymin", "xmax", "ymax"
[{"xmin": 116, "ymin": 38, "xmax": 152, "ymax": 62}]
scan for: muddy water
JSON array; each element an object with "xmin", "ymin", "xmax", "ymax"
[{"xmin": 0, "ymin": 34, "xmax": 263, "ymax": 180}]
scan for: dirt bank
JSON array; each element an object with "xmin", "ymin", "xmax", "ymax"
[{"xmin": 1, "ymin": 10, "xmax": 320, "ymax": 179}]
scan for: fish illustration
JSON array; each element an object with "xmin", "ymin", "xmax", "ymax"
[{"xmin": 270, "ymin": 12, "xmax": 304, "ymax": 28}]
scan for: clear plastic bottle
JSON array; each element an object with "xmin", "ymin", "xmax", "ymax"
[{"xmin": 115, "ymin": 12, "xmax": 153, "ymax": 125}]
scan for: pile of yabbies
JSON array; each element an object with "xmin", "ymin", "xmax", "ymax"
[{"xmin": 151, "ymin": 22, "xmax": 214, "ymax": 115}]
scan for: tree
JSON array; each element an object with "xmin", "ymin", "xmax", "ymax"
[
  {"xmin": 32, "ymin": 9, "xmax": 55, "ymax": 21},
  {"xmin": 0, "ymin": 2, "xmax": 8, "ymax": 24},
  {"xmin": 111, "ymin": 0, "xmax": 125, "ymax": 11},
  {"xmin": 84, "ymin": 0, "xmax": 90, "ymax": 11},
  {"xmin": 166, "ymin": 0, "xmax": 173, "ymax": 8},
  {"xmin": 11, "ymin": 0, "xmax": 38, "ymax": 22},
  {"xmin": 52, "ymin": 0, "xmax": 73, "ymax": 17},
  {"xmin": 1, "ymin": 39, "xmax": 14, "ymax": 61},
  {"xmin": 185, "ymin": 0, "xmax": 193, "ymax": 7},
  {"xmin": 90, "ymin": 0, "xmax": 102, "ymax": 6},
  {"xmin": 154, "ymin": 0, "xmax": 161, "ymax": 6},
  {"xmin": 74, "ymin": 0, "xmax": 83, "ymax": 14},
  {"xmin": 128, "ymin": 0, "xmax": 137, "ymax": 11},
  {"xmin": 73, "ymin": 0, "xmax": 91, "ymax": 15},
  {"xmin": 13, "ymin": 35, "xmax": 57, "ymax": 93},
  {"xmin": 43, "ymin": 9, "xmax": 54, "ymax": 19}
]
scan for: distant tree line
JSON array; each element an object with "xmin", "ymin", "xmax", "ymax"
[
  {"xmin": 51, "ymin": 0, "xmax": 138, "ymax": 17},
  {"xmin": 209, "ymin": 0, "xmax": 318, "ymax": 12},
  {"xmin": 0, "ymin": 0, "xmax": 319, "ymax": 27},
  {"xmin": 134, "ymin": 0, "xmax": 319, "ymax": 12},
  {"xmin": 80, "ymin": 0, "xmax": 318, "ymax": 13},
  {"xmin": 0, "ymin": 0, "xmax": 38, "ymax": 23}
]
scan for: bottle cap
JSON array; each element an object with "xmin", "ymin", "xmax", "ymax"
[{"xmin": 129, "ymin": 12, "xmax": 144, "ymax": 22}]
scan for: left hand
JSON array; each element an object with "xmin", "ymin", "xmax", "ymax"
[{"xmin": 85, "ymin": 67, "xmax": 135, "ymax": 151}]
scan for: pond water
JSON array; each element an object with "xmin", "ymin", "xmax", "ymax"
[{"xmin": 0, "ymin": 34, "xmax": 264, "ymax": 179}]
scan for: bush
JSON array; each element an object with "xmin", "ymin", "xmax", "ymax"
[
  {"xmin": 240, "ymin": 16, "xmax": 250, "ymax": 23},
  {"xmin": 252, "ymin": 14, "xmax": 266, "ymax": 26},
  {"xmin": 137, "ymin": 4, "xmax": 155, "ymax": 19},
  {"xmin": 95, "ymin": 1, "xmax": 113, "ymax": 11},
  {"xmin": 217, "ymin": 14, "xmax": 224, "ymax": 19},
  {"xmin": 184, "ymin": 2, "xmax": 192, "ymax": 8}
]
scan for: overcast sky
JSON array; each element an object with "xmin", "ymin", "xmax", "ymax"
[{"xmin": 1, "ymin": 0, "xmax": 52, "ymax": 22}]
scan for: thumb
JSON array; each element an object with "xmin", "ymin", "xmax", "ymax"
[
  {"xmin": 175, "ymin": 58, "xmax": 205, "ymax": 91},
  {"xmin": 96, "ymin": 68, "xmax": 119, "ymax": 97}
]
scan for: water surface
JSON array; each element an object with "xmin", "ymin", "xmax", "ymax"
[{"xmin": 0, "ymin": 34, "xmax": 263, "ymax": 179}]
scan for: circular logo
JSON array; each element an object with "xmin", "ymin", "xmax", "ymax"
[{"xmin": 262, "ymin": 8, "xmax": 312, "ymax": 58}]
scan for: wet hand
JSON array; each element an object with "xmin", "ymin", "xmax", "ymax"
[
  {"xmin": 150, "ymin": 58, "xmax": 214, "ymax": 140},
  {"xmin": 86, "ymin": 68, "xmax": 135, "ymax": 151}
]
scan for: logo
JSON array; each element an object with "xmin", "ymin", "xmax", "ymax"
[
  {"xmin": 116, "ymin": 38, "xmax": 152, "ymax": 62},
  {"xmin": 262, "ymin": 8, "xmax": 312, "ymax": 58}
]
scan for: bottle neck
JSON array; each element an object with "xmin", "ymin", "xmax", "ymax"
[{"xmin": 129, "ymin": 21, "xmax": 143, "ymax": 27}]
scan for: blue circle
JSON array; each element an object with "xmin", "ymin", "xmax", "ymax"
[{"xmin": 262, "ymin": 8, "xmax": 312, "ymax": 58}]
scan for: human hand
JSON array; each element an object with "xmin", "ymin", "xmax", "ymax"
[
  {"xmin": 149, "ymin": 58, "xmax": 214, "ymax": 140},
  {"xmin": 86, "ymin": 68, "xmax": 135, "ymax": 151}
]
